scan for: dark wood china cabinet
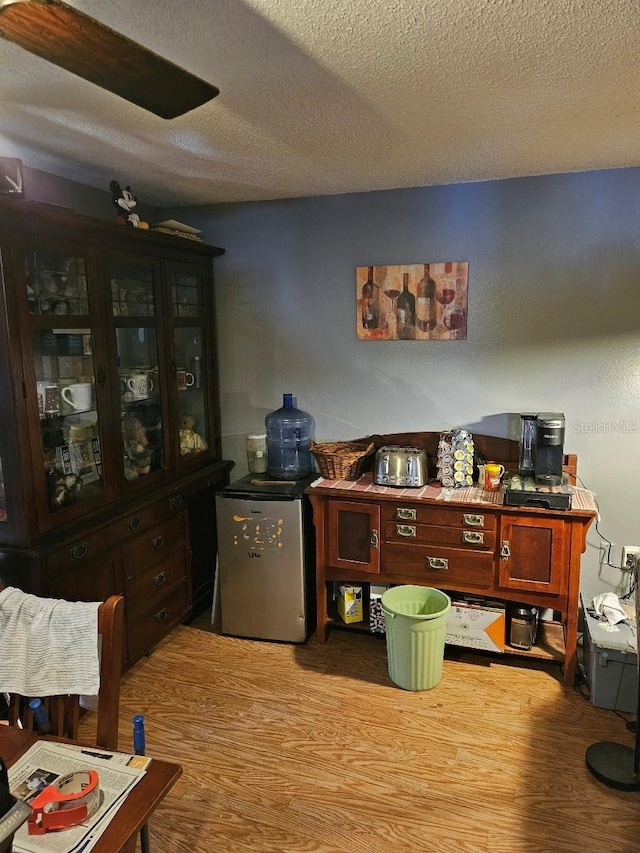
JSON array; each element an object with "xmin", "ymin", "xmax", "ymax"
[{"xmin": 0, "ymin": 199, "xmax": 233, "ymax": 666}]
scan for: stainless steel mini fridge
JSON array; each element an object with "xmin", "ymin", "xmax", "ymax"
[{"xmin": 215, "ymin": 474, "xmax": 316, "ymax": 642}]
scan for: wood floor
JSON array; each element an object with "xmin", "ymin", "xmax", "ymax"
[{"xmin": 81, "ymin": 623, "xmax": 640, "ymax": 853}]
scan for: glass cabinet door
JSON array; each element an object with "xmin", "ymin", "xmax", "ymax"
[
  {"xmin": 23, "ymin": 246, "xmax": 107, "ymax": 515},
  {"xmin": 108, "ymin": 256, "xmax": 166, "ymax": 484},
  {"xmin": 167, "ymin": 261, "xmax": 214, "ymax": 465},
  {"xmin": 174, "ymin": 326, "xmax": 209, "ymax": 458}
]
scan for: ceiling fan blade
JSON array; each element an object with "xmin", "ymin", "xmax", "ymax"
[{"xmin": 0, "ymin": 0, "xmax": 219, "ymax": 118}]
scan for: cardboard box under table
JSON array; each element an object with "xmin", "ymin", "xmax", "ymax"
[
  {"xmin": 582, "ymin": 593, "xmax": 638, "ymax": 714},
  {"xmin": 338, "ymin": 584, "xmax": 363, "ymax": 624},
  {"xmin": 445, "ymin": 599, "xmax": 506, "ymax": 653}
]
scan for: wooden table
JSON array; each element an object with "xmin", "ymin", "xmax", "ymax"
[
  {"xmin": 308, "ymin": 460, "xmax": 596, "ymax": 686},
  {"xmin": 0, "ymin": 726, "xmax": 182, "ymax": 852}
]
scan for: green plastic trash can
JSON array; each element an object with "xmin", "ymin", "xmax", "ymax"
[{"xmin": 381, "ymin": 585, "xmax": 451, "ymax": 691}]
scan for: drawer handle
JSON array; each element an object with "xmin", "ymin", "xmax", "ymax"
[
  {"xmin": 463, "ymin": 513, "xmax": 484, "ymax": 527},
  {"xmin": 152, "ymin": 571, "xmax": 166, "ymax": 587},
  {"xmin": 151, "ymin": 536, "xmax": 165, "ymax": 551},
  {"xmin": 463, "ymin": 531, "xmax": 484, "ymax": 545},
  {"xmin": 154, "ymin": 607, "xmax": 168, "ymax": 624},
  {"xmin": 70, "ymin": 544, "xmax": 87, "ymax": 560},
  {"xmin": 169, "ymin": 495, "xmax": 184, "ymax": 510},
  {"xmin": 426, "ymin": 556, "xmax": 448, "ymax": 571},
  {"xmin": 396, "ymin": 524, "xmax": 416, "ymax": 538},
  {"xmin": 396, "ymin": 508, "xmax": 416, "ymax": 521},
  {"xmin": 127, "ymin": 517, "xmax": 141, "ymax": 532}
]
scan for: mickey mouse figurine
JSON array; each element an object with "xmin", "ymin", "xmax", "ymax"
[{"xmin": 109, "ymin": 180, "xmax": 149, "ymax": 229}]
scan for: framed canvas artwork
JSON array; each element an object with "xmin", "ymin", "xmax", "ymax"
[{"xmin": 356, "ymin": 261, "xmax": 468, "ymax": 340}]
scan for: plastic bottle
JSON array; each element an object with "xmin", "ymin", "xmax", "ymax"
[
  {"xmin": 133, "ymin": 714, "xmax": 151, "ymax": 853},
  {"xmin": 29, "ymin": 698, "xmax": 54, "ymax": 735},
  {"xmin": 133, "ymin": 714, "xmax": 146, "ymax": 755},
  {"xmin": 265, "ymin": 394, "xmax": 315, "ymax": 480}
]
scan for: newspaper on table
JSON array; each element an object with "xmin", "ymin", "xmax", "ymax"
[{"xmin": 8, "ymin": 740, "xmax": 149, "ymax": 853}]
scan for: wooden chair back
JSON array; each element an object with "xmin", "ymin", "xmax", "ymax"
[{"xmin": 3, "ymin": 595, "xmax": 124, "ymax": 750}]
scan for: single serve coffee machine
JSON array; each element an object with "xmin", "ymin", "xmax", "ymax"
[{"xmin": 534, "ymin": 412, "xmax": 565, "ymax": 485}]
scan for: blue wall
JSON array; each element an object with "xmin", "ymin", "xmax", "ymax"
[
  {"xmin": 167, "ymin": 167, "xmax": 640, "ymax": 595},
  {"xmin": 16, "ymin": 163, "xmax": 639, "ymax": 595}
]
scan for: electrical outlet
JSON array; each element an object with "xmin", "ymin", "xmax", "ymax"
[{"xmin": 621, "ymin": 546, "xmax": 640, "ymax": 570}]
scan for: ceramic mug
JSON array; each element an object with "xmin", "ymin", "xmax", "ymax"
[
  {"xmin": 176, "ymin": 369, "xmax": 195, "ymax": 391},
  {"xmin": 483, "ymin": 462, "xmax": 505, "ymax": 492},
  {"xmin": 126, "ymin": 373, "xmax": 154, "ymax": 400},
  {"xmin": 36, "ymin": 381, "xmax": 60, "ymax": 417},
  {"xmin": 61, "ymin": 382, "xmax": 93, "ymax": 412}
]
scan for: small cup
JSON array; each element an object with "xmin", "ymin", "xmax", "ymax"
[
  {"xmin": 61, "ymin": 382, "xmax": 93, "ymax": 412},
  {"xmin": 126, "ymin": 373, "xmax": 154, "ymax": 400},
  {"xmin": 36, "ymin": 382, "xmax": 60, "ymax": 418},
  {"xmin": 37, "ymin": 382, "xmax": 60, "ymax": 417},
  {"xmin": 483, "ymin": 462, "xmax": 505, "ymax": 492},
  {"xmin": 176, "ymin": 369, "xmax": 195, "ymax": 391}
]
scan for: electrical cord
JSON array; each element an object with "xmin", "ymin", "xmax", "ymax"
[
  {"xmin": 575, "ymin": 474, "xmax": 628, "ymax": 570},
  {"xmin": 621, "ymin": 577, "xmax": 636, "ymax": 601},
  {"xmin": 575, "ymin": 673, "xmax": 637, "ymax": 734},
  {"xmin": 575, "ymin": 474, "xmax": 635, "ymax": 580}
]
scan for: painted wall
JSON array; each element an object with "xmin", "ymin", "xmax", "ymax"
[
  {"xmin": 167, "ymin": 168, "xmax": 640, "ymax": 597},
  {"xmin": 12, "ymin": 163, "xmax": 638, "ymax": 597}
]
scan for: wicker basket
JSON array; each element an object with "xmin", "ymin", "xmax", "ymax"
[{"xmin": 310, "ymin": 440, "xmax": 375, "ymax": 480}]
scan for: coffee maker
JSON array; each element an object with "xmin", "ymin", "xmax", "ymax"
[{"xmin": 534, "ymin": 412, "xmax": 565, "ymax": 486}]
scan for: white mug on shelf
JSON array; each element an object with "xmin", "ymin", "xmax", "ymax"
[{"xmin": 61, "ymin": 382, "xmax": 93, "ymax": 412}]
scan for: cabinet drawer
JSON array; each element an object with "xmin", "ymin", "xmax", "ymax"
[
  {"xmin": 384, "ymin": 543, "xmax": 494, "ymax": 587},
  {"xmin": 112, "ymin": 504, "xmax": 159, "ymax": 541},
  {"xmin": 123, "ymin": 513, "xmax": 186, "ymax": 575},
  {"xmin": 155, "ymin": 490, "xmax": 190, "ymax": 521},
  {"xmin": 124, "ymin": 545, "xmax": 188, "ymax": 616},
  {"xmin": 127, "ymin": 580, "xmax": 189, "ymax": 661},
  {"xmin": 385, "ymin": 521, "xmax": 495, "ymax": 550},
  {"xmin": 49, "ymin": 547, "xmax": 122, "ymax": 602},
  {"xmin": 48, "ymin": 528, "xmax": 110, "ymax": 575},
  {"xmin": 382, "ymin": 504, "xmax": 497, "ymax": 532}
]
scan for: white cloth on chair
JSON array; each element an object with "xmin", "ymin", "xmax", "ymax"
[{"xmin": 0, "ymin": 587, "xmax": 100, "ymax": 696}]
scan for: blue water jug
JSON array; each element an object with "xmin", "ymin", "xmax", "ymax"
[{"xmin": 265, "ymin": 394, "xmax": 315, "ymax": 479}]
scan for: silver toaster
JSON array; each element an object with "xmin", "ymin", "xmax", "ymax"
[{"xmin": 373, "ymin": 445, "xmax": 428, "ymax": 487}]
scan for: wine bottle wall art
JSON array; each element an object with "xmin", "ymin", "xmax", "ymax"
[{"xmin": 356, "ymin": 261, "xmax": 468, "ymax": 341}]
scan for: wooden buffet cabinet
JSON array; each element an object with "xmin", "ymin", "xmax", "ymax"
[
  {"xmin": 0, "ymin": 199, "xmax": 233, "ymax": 667},
  {"xmin": 307, "ymin": 433, "xmax": 596, "ymax": 686}
]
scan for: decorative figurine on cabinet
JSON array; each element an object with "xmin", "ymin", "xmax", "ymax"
[
  {"xmin": 122, "ymin": 414, "xmax": 153, "ymax": 479},
  {"xmin": 47, "ymin": 471, "xmax": 81, "ymax": 510},
  {"xmin": 179, "ymin": 410, "xmax": 207, "ymax": 456},
  {"xmin": 109, "ymin": 180, "xmax": 149, "ymax": 229},
  {"xmin": 44, "ymin": 447, "xmax": 81, "ymax": 510}
]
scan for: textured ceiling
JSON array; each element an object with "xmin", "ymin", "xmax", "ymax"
[{"xmin": 0, "ymin": 0, "xmax": 639, "ymax": 207}]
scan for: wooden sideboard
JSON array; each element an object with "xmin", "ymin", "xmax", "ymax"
[{"xmin": 307, "ymin": 433, "xmax": 596, "ymax": 686}]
